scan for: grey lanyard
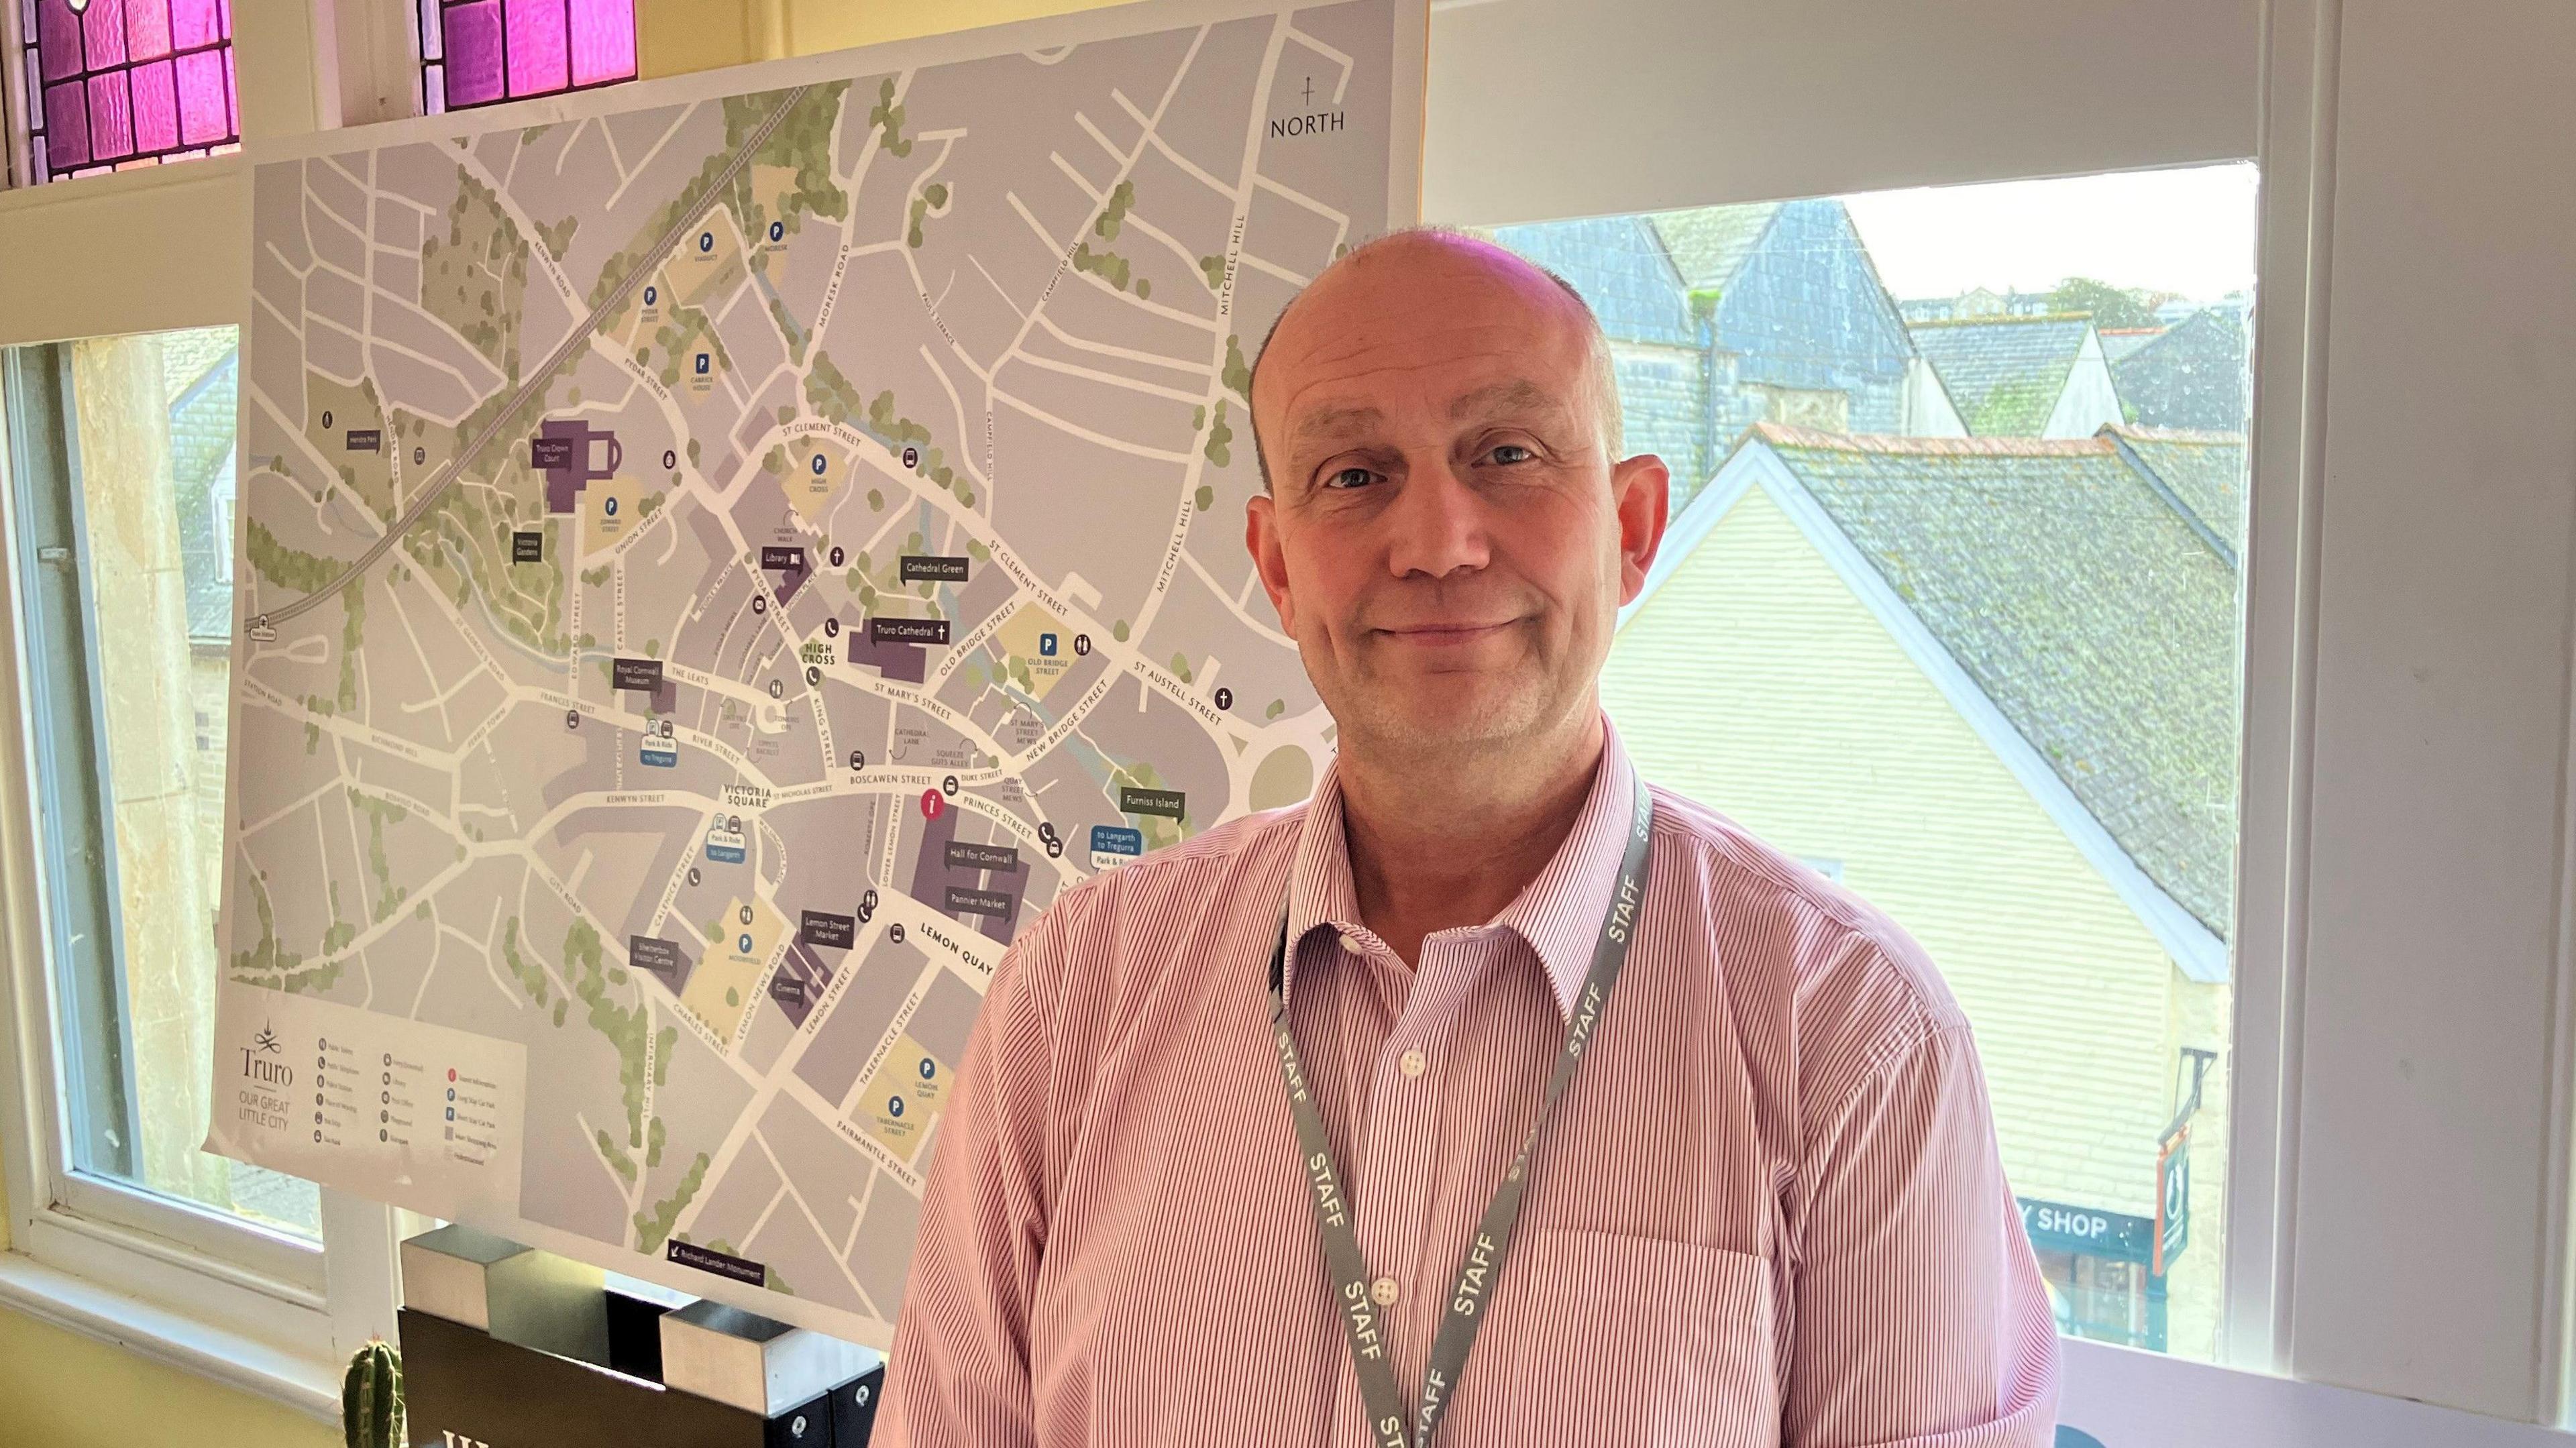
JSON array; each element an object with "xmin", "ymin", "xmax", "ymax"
[{"xmin": 1266, "ymin": 774, "xmax": 1655, "ymax": 1448}]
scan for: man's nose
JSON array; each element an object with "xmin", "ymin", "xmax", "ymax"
[{"xmin": 1383, "ymin": 457, "xmax": 1490, "ymax": 579}]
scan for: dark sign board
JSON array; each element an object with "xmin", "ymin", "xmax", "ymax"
[
  {"xmin": 899, "ymin": 555, "xmax": 971, "ymax": 582},
  {"xmin": 799, "ymin": 910, "xmax": 856, "ymax": 950},
  {"xmin": 870, "ymin": 616, "xmax": 949, "ymax": 645},
  {"xmin": 945, "ymin": 840, "xmax": 1020, "ymax": 873},
  {"xmin": 1118, "ymin": 787, "xmax": 1187, "ymax": 820},
  {"xmin": 611, "ymin": 657, "xmax": 663, "ymax": 693}
]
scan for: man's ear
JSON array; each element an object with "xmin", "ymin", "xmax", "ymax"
[
  {"xmin": 1611, "ymin": 453, "xmax": 1670, "ymax": 606},
  {"xmin": 1246, "ymin": 491, "xmax": 1298, "ymax": 636}
]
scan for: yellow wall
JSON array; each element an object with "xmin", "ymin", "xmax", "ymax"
[
  {"xmin": 1600, "ymin": 479, "xmax": 2230, "ymax": 1355},
  {"xmin": 637, "ymin": 0, "xmax": 1129, "ymax": 78}
]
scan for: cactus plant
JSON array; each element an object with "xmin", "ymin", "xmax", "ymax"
[{"xmin": 342, "ymin": 1338, "xmax": 406, "ymax": 1448}]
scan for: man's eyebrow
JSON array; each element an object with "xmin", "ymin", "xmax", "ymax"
[
  {"xmin": 1290, "ymin": 404, "xmax": 1386, "ymax": 445},
  {"xmin": 1448, "ymin": 378, "xmax": 1564, "ymax": 421}
]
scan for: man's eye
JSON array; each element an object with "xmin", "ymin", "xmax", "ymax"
[
  {"xmin": 1489, "ymin": 443, "xmax": 1534, "ymax": 465},
  {"xmin": 1323, "ymin": 466, "xmax": 1376, "ymax": 490}
]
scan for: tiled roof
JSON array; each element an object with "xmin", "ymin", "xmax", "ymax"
[
  {"xmin": 2098, "ymin": 327, "xmax": 2165, "ymax": 364},
  {"xmin": 1745, "ymin": 423, "xmax": 2240, "ymax": 936},
  {"xmin": 1648, "ymin": 204, "xmax": 1783, "ymax": 292},
  {"xmin": 2102, "ymin": 423, "xmax": 2246, "ymax": 560},
  {"xmin": 1906, "ymin": 314, "xmax": 2095, "ymax": 436},
  {"xmin": 2110, "ymin": 306, "xmax": 2249, "ymax": 431}
]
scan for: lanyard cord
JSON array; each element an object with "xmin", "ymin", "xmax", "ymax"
[{"xmin": 1266, "ymin": 774, "xmax": 1655, "ymax": 1448}]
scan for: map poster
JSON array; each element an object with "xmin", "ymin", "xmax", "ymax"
[{"xmin": 206, "ymin": 0, "xmax": 1424, "ymax": 1345}]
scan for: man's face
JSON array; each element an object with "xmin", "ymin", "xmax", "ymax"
[{"xmin": 1246, "ymin": 236, "xmax": 1668, "ymax": 763}]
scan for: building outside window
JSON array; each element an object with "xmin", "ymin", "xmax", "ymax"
[{"xmin": 1497, "ymin": 162, "xmax": 2256, "ymax": 1359}]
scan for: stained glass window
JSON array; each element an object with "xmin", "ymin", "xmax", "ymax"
[
  {"xmin": 418, "ymin": 0, "xmax": 635, "ymax": 115},
  {"xmin": 15, "ymin": 0, "xmax": 237, "ymax": 184}
]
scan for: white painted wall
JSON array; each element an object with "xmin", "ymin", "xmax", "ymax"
[{"xmin": 2043, "ymin": 327, "xmax": 2126, "ymax": 439}]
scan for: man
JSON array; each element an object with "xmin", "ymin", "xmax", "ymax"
[{"xmin": 883, "ymin": 229, "xmax": 2059, "ymax": 1447}]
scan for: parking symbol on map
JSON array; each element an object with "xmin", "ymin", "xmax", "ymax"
[
  {"xmin": 812, "ymin": 453, "xmax": 826, "ymax": 476},
  {"xmin": 1039, "ymin": 632, "xmax": 1057, "ymax": 657},
  {"xmin": 738, "ymin": 934, "xmax": 753, "ymax": 954},
  {"xmin": 694, "ymin": 353, "xmax": 710, "ymax": 375},
  {"xmin": 698, "ymin": 231, "xmax": 714, "ymax": 253},
  {"xmin": 769, "ymin": 221, "xmax": 785, "ymax": 243},
  {"xmin": 645, "ymin": 285, "xmax": 657, "ymax": 306},
  {"xmin": 604, "ymin": 496, "xmax": 619, "ymax": 517}
]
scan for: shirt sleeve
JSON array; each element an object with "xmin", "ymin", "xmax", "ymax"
[
  {"xmin": 1784, "ymin": 1020, "xmax": 2062, "ymax": 1448},
  {"xmin": 877, "ymin": 924, "xmax": 1063, "ymax": 1448}
]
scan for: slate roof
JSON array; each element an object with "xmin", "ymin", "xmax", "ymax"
[
  {"xmin": 2110, "ymin": 306, "xmax": 2249, "ymax": 431},
  {"xmin": 2098, "ymin": 327, "xmax": 2165, "ymax": 364},
  {"xmin": 1906, "ymin": 314, "xmax": 2096, "ymax": 436},
  {"xmin": 1743, "ymin": 423, "xmax": 2241, "ymax": 936},
  {"xmin": 1648, "ymin": 204, "xmax": 1783, "ymax": 293},
  {"xmin": 2102, "ymin": 423, "xmax": 2246, "ymax": 561}
]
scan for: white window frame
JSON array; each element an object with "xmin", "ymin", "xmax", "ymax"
[{"xmin": 0, "ymin": 0, "xmax": 417, "ymax": 1423}]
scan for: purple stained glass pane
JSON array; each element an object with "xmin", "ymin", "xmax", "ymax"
[
  {"xmin": 168, "ymin": 0, "xmax": 219, "ymax": 49},
  {"xmin": 504, "ymin": 0, "xmax": 569, "ymax": 98},
  {"xmin": 568, "ymin": 0, "xmax": 635, "ymax": 87},
  {"xmin": 129, "ymin": 56, "xmax": 176, "ymax": 150},
  {"xmin": 174, "ymin": 45, "xmax": 225, "ymax": 143},
  {"xmin": 85, "ymin": 68, "xmax": 132, "ymax": 161},
  {"xmin": 440, "ymin": 1, "xmax": 504, "ymax": 107},
  {"xmin": 80, "ymin": 0, "xmax": 125, "ymax": 69},
  {"xmin": 36, "ymin": 0, "xmax": 83, "ymax": 83},
  {"xmin": 125, "ymin": 0, "xmax": 171, "ymax": 62},
  {"xmin": 42, "ymin": 78, "xmax": 88, "ymax": 167}
]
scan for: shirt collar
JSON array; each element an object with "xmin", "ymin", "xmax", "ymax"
[{"xmin": 1281, "ymin": 719, "xmax": 1643, "ymax": 1020}]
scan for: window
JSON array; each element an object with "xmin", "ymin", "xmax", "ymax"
[
  {"xmin": 7, "ymin": 329, "xmax": 322, "ymax": 1246},
  {"xmin": 1499, "ymin": 162, "xmax": 2257, "ymax": 1360},
  {"xmin": 415, "ymin": 0, "xmax": 635, "ymax": 115},
  {"xmin": 10, "ymin": 0, "xmax": 237, "ymax": 184}
]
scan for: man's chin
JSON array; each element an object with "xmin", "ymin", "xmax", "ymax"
[{"xmin": 1340, "ymin": 685, "xmax": 1554, "ymax": 757}]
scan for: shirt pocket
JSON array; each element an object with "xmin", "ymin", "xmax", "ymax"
[{"xmin": 1465, "ymin": 1229, "xmax": 1776, "ymax": 1447}]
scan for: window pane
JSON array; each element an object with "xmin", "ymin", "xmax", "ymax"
[
  {"xmin": 19, "ymin": 329, "xmax": 318, "ymax": 1238},
  {"xmin": 1496, "ymin": 163, "xmax": 2255, "ymax": 1360},
  {"xmin": 420, "ymin": 0, "xmax": 633, "ymax": 113},
  {"xmin": 15, "ymin": 0, "xmax": 237, "ymax": 184}
]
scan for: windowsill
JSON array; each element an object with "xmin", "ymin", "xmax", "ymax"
[
  {"xmin": 0, "ymin": 1247, "xmax": 337, "ymax": 1423},
  {"xmin": 0, "ymin": 151, "xmax": 246, "ymax": 218}
]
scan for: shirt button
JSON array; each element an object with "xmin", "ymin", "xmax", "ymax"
[
  {"xmin": 1337, "ymin": 930, "xmax": 1364, "ymax": 954},
  {"xmin": 1398, "ymin": 1048, "xmax": 1427, "ymax": 1078},
  {"xmin": 1370, "ymin": 1276, "xmax": 1400, "ymax": 1307}
]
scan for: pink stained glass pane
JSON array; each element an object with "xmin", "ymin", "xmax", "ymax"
[
  {"xmin": 85, "ymin": 68, "xmax": 133, "ymax": 162},
  {"xmin": 503, "ymin": 0, "xmax": 569, "ymax": 98},
  {"xmin": 168, "ymin": 0, "xmax": 219, "ymax": 50},
  {"xmin": 125, "ymin": 0, "xmax": 172, "ymax": 62},
  {"xmin": 568, "ymin": 0, "xmax": 635, "ymax": 87},
  {"xmin": 80, "ymin": 0, "xmax": 125, "ymax": 69},
  {"xmin": 174, "ymin": 46, "xmax": 225, "ymax": 144},
  {"xmin": 440, "ymin": 1, "xmax": 504, "ymax": 107},
  {"xmin": 128, "ymin": 56, "xmax": 177, "ymax": 151},
  {"xmin": 42, "ymin": 78, "xmax": 88, "ymax": 167},
  {"xmin": 36, "ymin": 0, "xmax": 83, "ymax": 83}
]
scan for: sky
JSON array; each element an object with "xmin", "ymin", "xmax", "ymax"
[{"xmin": 1840, "ymin": 162, "xmax": 2261, "ymax": 304}]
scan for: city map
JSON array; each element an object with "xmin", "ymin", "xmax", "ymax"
[{"xmin": 206, "ymin": 0, "xmax": 1419, "ymax": 1342}]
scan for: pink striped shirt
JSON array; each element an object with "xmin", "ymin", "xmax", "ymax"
[{"xmin": 883, "ymin": 723, "xmax": 2059, "ymax": 1447}]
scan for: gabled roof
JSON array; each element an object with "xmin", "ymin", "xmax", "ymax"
[
  {"xmin": 2102, "ymin": 423, "xmax": 2247, "ymax": 561},
  {"xmin": 2110, "ymin": 306, "xmax": 2249, "ymax": 431},
  {"xmin": 2099, "ymin": 327, "xmax": 2165, "ymax": 364},
  {"xmin": 1907, "ymin": 314, "xmax": 2096, "ymax": 435},
  {"xmin": 1632, "ymin": 423, "xmax": 2241, "ymax": 973},
  {"xmin": 1648, "ymin": 203, "xmax": 1784, "ymax": 293}
]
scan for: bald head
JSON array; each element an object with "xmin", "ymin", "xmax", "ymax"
[{"xmin": 1248, "ymin": 227, "xmax": 1622, "ymax": 492}]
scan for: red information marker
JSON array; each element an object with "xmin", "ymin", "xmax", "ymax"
[{"xmin": 920, "ymin": 788, "xmax": 945, "ymax": 820}]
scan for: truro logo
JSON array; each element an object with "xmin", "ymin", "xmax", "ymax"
[{"xmin": 241, "ymin": 1019, "xmax": 293, "ymax": 1089}]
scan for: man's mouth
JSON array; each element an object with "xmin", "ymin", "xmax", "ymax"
[{"xmin": 1373, "ymin": 620, "xmax": 1517, "ymax": 646}]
